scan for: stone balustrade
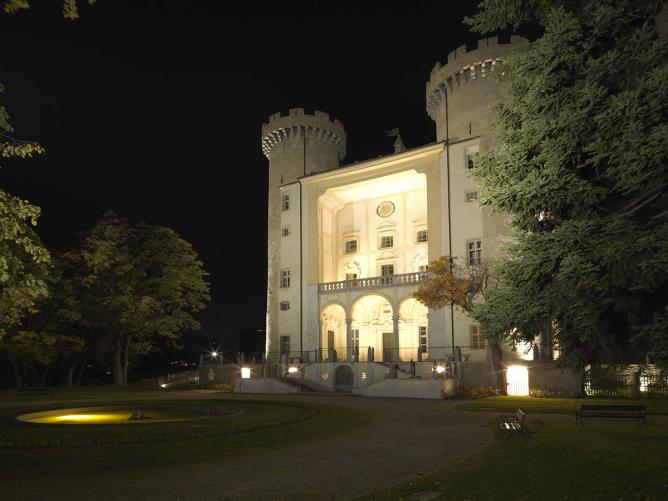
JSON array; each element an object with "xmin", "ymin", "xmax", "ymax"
[{"xmin": 319, "ymin": 271, "xmax": 429, "ymax": 294}]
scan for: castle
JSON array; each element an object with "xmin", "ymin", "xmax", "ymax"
[{"xmin": 253, "ymin": 35, "xmax": 577, "ymax": 397}]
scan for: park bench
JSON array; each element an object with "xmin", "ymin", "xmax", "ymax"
[
  {"xmin": 575, "ymin": 404, "xmax": 646, "ymax": 426},
  {"xmin": 15, "ymin": 387, "xmax": 54, "ymax": 398},
  {"xmin": 497, "ymin": 409, "xmax": 528, "ymax": 440}
]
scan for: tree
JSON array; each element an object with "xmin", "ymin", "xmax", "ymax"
[
  {"xmin": 2, "ymin": 0, "xmax": 96, "ymax": 20},
  {"xmin": 413, "ymin": 256, "xmax": 506, "ymax": 388},
  {"xmin": 0, "ymin": 190, "xmax": 50, "ymax": 338},
  {"xmin": 68, "ymin": 211, "xmax": 210, "ymax": 386},
  {"xmin": 464, "ymin": 1, "xmax": 668, "ymax": 369}
]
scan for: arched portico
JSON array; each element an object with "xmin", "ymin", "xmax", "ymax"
[
  {"xmin": 398, "ymin": 298, "xmax": 429, "ymax": 361},
  {"xmin": 321, "ymin": 303, "xmax": 346, "ymax": 361},
  {"xmin": 351, "ymin": 294, "xmax": 396, "ymax": 362}
]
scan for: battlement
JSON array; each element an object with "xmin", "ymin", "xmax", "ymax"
[
  {"xmin": 426, "ymin": 36, "xmax": 529, "ymax": 120},
  {"xmin": 261, "ymin": 108, "xmax": 346, "ymax": 160}
]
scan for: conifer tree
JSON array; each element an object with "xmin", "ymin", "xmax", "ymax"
[{"xmin": 465, "ymin": 1, "xmax": 668, "ymax": 368}]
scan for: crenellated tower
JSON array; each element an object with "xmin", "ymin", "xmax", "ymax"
[
  {"xmin": 426, "ymin": 36, "xmax": 528, "ymax": 144},
  {"xmin": 262, "ymin": 108, "xmax": 346, "ymax": 359}
]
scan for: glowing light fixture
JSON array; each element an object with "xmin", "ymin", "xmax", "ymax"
[
  {"xmin": 241, "ymin": 367, "xmax": 251, "ymax": 379},
  {"xmin": 287, "ymin": 367, "xmax": 298, "ymax": 374},
  {"xmin": 211, "ymin": 351, "xmax": 218, "ymax": 358},
  {"xmin": 435, "ymin": 365, "xmax": 446, "ymax": 374},
  {"xmin": 506, "ymin": 365, "xmax": 529, "ymax": 396},
  {"xmin": 160, "ymin": 383, "xmax": 167, "ymax": 388}
]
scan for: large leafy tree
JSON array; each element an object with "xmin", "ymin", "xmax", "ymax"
[
  {"xmin": 68, "ymin": 211, "xmax": 210, "ymax": 386},
  {"xmin": 465, "ymin": 1, "xmax": 668, "ymax": 369},
  {"xmin": 1, "ymin": 1, "xmax": 96, "ymax": 337},
  {"xmin": 414, "ymin": 257, "xmax": 505, "ymax": 387}
]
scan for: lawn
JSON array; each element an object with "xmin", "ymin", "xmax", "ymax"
[
  {"xmin": 0, "ymin": 387, "xmax": 370, "ymax": 483},
  {"xmin": 455, "ymin": 396, "xmax": 668, "ymax": 415},
  {"xmin": 367, "ymin": 397, "xmax": 668, "ymax": 500}
]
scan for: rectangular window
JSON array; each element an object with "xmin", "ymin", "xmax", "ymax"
[
  {"xmin": 282, "ymin": 194, "xmax": 290, "ymax": 211},
  {"xmin": 470, "ymin": 325, "xmax": 485, "ymax": 349},
  {"xmin": 416, "ymin": 229, "xmax": 428, "ymax": 244},
  {"xmin": 466, "ymin": 152, "xmax": 478, "ymax": 170},
  {"xmin": 419, "ymin": 326, "xmax": 428, "ymax": 353},
  {"xmin": 344, "ymin": 239, "xmax": 358, "ymax": 254},
  {"xmin": 418, "ymin": 265, "xmax": 429, "ymax": 272},
  {"xmin": 281, "ymin": 269, "xmax": 291, "ymax": 288},
  {"xmin": 280, "ymin": 335, "xmax": 290, "ymax": 354},
  {"xmin": 466, "ymin": 192, "xmax": 478, "ymax": 202},
  {"xmin": 352, "ymin": 329, "xmax": 359, "ymax": 350},
  {"xmin": 467, "ymin": 240, "xmax": 482, "ymax": 266},
  {"xmin": 345, "ymin": 273, "xmax": 358, "ymax": 281},
  {"xmin": 280, "ymin": 301, "xmax": 290, "ymax": 311},
  {"xmin": 379, "ymin": 235, "xmax": 394, "ymax": 249},
  {"xmin": 381, "ymin": 264, "xmax": 394, "ymax": 276},
  {"xmin": 281, "ymin": 227, "xmax": 290, "ymax": 237}
]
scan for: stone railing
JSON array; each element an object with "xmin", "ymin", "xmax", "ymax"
[{"xmin": 319, "ymin": 271, "xmax": 429, "ymax": 294}]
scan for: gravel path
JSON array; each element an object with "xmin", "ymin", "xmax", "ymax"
[{"xmin": 2, "ymin": 393, "xmax": 493, "ymax": 500}]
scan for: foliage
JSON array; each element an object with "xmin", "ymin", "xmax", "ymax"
[
  {"xmin": 2, "ymin": 0, "xmax": 96, "ymax": 19},
  {"xmin": 65, "ymin": 211, "xmax": 210, "ymax": 386},
  {"xmin": 452, "ymin": 385, "xmax": 502, "ymax": 400},
  {"xmin": 0, "ymin": 190, "xmax": 50, "ymax": 338},
  {"xmin": 210, "ymin": 383, "xmax": 234, "ymax": 393},
  {"xmin": 464, "ymin": 0, "xmax": 668, "ymax": 368},
  {"xmin": 413, "ymin": 256, "xmax": 492, "ymax": 313}
]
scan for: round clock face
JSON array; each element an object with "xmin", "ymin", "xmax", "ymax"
[{"xmin": 376, "ymin": 201, "xmax": 395, "ymax": 218}]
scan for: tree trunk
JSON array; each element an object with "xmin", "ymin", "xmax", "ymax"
[
  {"xmin": 66, "ymin": 358, "xmax": 78, "ymax": 387},
  {"xmin": 488, "ymin": 337, "xmax": 506, "ymax": 393},
  {"xmin": 39, "ymin": 366, "xmax": 49, "ymax": 387},
  {"xmin": 11, "ymin": 360, "xmax": 23, "ymax": 389},
  {"xmin": 113, "ymin": 337, "xmax": 124, "ymax": 386},
  {"xmin": 122, "ymin": 335, "xmax": 132, "ymax": 387},
  {"xmin": 76, "ymin": 357, "xmax": 87, "ymax": 386}
]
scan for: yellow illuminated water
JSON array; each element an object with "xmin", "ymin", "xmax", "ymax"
[{"xmin": 16, "ymin": 407, "xmax": 193, "ymax": 425}]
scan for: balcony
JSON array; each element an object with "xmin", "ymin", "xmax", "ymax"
[{"xmin": 319, "ymin": 271, "xmax": 429, "ymax": 294}]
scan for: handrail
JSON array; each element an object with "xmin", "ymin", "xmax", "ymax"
[{"xmin": 318, "ymin": 271, "xmax": 430, "ymax": 294}]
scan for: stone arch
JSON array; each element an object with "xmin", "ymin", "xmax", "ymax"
[
  {"xmin": 351, "ymin": 294, "xmax": 395, "ymax": 362},
  {"xmin": 335, "ymin": 364, "xmax": 353, "ymax": 389},
  {"xmin": 398, "ymin": 298, "xmax": 429, "ymax": 361},
  {"xmin": 320, "ymin": 303, "xmax": 346, "ymax": 362}
]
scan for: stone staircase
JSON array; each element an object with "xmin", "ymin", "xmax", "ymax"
[{"xmin": 277, "ymin": 377, "xmax": 317, "ymax": 392}]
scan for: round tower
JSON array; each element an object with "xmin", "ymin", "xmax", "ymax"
[
  {"xmin": 426, "ymin": 36, "xmax": 528, "ymax": 144},
  {"xmin": 261, "ymin": 108, "xmax": 346, "ymax": 359}
]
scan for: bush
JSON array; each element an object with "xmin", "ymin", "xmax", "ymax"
[
  {"xmin": 210, "ymin": 383, "xmax": 234, "ymax": 393},
  {"xmin": 529, "ymin": 388, "xmax": 581, "ymax": 398},
  {"xmin": 452, "ymin": 385, "xmax": 502, "ymax": 399}
]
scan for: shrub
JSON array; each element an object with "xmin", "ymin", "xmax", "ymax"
[
  {"xmin": 210, "ymin": 383, "xmax": 234, "ymax": 393},
  {"xmin": 453, "ymin": 385, "xmax": 502, "ymax": 399}
]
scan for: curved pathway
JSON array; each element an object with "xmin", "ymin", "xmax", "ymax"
[{"xmin": 2, "ymin": 393, "xmax": 493, "ymax": 500}]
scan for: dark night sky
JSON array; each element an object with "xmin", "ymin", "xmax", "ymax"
[{"xmin": 0, "ymin": 0, "xmax": 503, "ymax": 354}]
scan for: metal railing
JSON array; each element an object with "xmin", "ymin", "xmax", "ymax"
[{"xmin": 319, "ymin": 271, "xmax": 429, "ymax": 294}]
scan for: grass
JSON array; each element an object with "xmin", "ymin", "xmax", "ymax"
[
  {"xmin": 0, "ymin": 387, "xmax": 370, "ymax": 483},
  {"xmin": 455, "ymin": 396, "xmax": 668, "ymax": 415},
  {"xmin": 366, "ymin": 397, "xmax": 668, "ymax": 500}
]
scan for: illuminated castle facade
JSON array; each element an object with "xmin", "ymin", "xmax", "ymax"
[{"xmin": 258, "ymin": 36, "xmax": 556, "ymax": 394}]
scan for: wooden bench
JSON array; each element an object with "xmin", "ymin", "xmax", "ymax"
[
  {"xmin": 497, "ymin": 409, "xmax": 528, "ymax": 440},
  {"xmin": 575, "ymin": 404, "xmax": 646, "ymax": 426},
  {"xmin": 15, "ymin": 387, "xmax": 54, "ymax": 398}
]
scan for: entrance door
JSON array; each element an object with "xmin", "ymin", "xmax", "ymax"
[
  {"xmin": 327, "ymin": 330, "xmax": 335, "ymax": 361},
  {"xmin": 383, "ymin": 332, "xmax": 393, "ymax": 362}
]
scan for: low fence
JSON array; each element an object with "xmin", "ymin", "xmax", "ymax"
[{"xmin": 584, "ymin": 365, "xmax": 668, "ymax": 398}]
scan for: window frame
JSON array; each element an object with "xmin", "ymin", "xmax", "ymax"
[
  {"xmin": 280, "ymin": 269, "xmax": 291, "ymax": 288},
  {"xmin": 469, "ymin": 325, "xmax": 485, "ymax": 350},
  {"xmin": 379, "ymin": 234, "xmax": 394, "ymax": 249},
  {"xmin": 281, "ymin": 193, "xmax": 290, "ymax": 211},
  {"xmin": 279, "ymin": 301, "xmax": 290, "ymax": 311},
  {"xmin": 467, "ymin": 239, "xmax": 482, "ymax": 266},
  {"xmin": 344, "ymin": 239, "xmax": 358, "ymax": 255}
]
